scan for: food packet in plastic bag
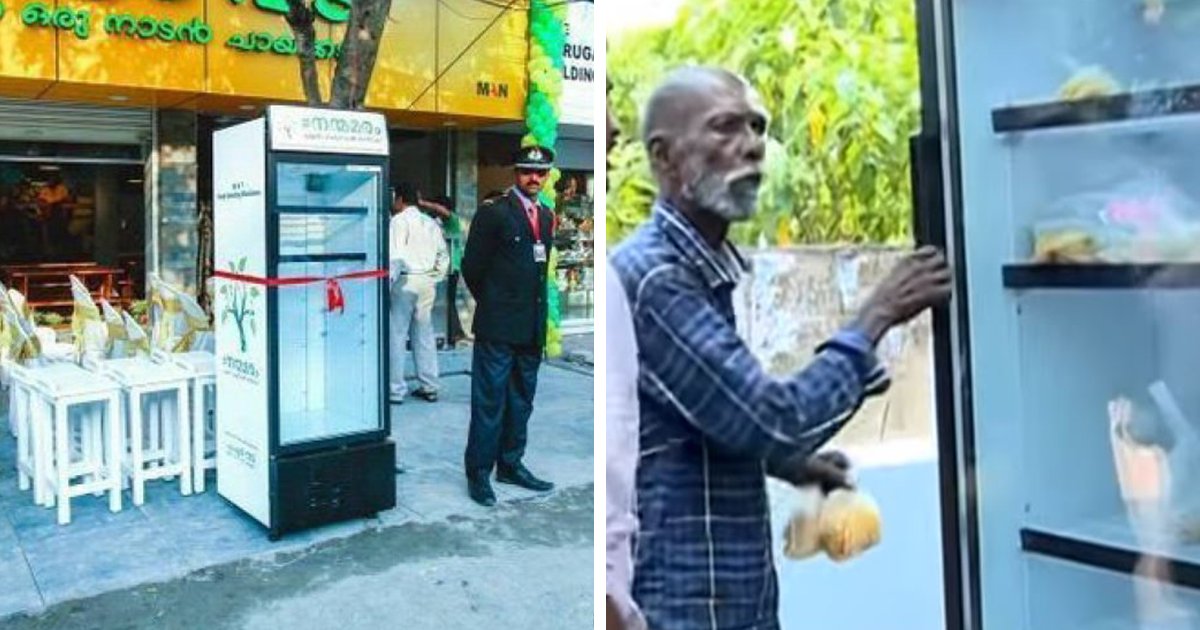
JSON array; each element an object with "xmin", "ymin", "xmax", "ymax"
[
  {"xmin": 781, "ymin": 485, "xmax": 825, "ymax": 560},
  {"xmin": 818, "ymin": 489, "xmax": 883, "ymax": 562},
  {"xmin": 1147, "ymin": 382, "xmax": 1200, "ymax": 543},
  {"xmin": 780, "ymin": 480, "xmax": 883, "ymax": 562},
  {"xmin": 1033, "ymin": 172, "xmax": 1200, "ymax": 264}
]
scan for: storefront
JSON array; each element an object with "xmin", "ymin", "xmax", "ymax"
[{"xmin": 0, "ymin": 0, "xmax": 534, "ymax": 316}]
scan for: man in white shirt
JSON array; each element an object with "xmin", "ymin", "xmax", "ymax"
[
  {"xmin": 606, "ymin": 261, "xmax": 646, "ymax": 630},
  {"xmin": 605, "ymin": 93, "xmax": 646, "ymax": 630},
  {"xmin": 389, "ymin": 182, "xmax": 449, "ymax": 404}
]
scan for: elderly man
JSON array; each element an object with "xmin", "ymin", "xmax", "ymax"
[{"xmin": 610, "ymin": 66, "xmax": 952, "ymax": 629}]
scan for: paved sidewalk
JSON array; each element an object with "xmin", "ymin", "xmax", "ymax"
[{"xmin": 0, "ymin": 339, "xmax": 594, "ymax": 622}]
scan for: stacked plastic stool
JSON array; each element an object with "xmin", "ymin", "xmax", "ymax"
[
  {"xmin": 10, "ymin": 362, "xmax": 123, "ymax": 524},
  {"xmin": 87, "ymin": 356, "xmax": 194, "ymax": 504},
  {"xmin": 154, "ymin": 350, "xmax": 216, "ymax": 493}
]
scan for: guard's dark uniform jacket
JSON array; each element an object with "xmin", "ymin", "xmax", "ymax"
[{"xmin": 461, "ymin": 188, "xmax": 555, "ymax": 348}]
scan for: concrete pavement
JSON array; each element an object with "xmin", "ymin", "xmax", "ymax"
[{"xmin": 0, "ymin": 338, "xmax": 595, "ymax": 627}]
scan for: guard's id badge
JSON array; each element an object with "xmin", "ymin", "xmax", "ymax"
[{"xmin": 532, "ymin": 243, "xmax": 548, "ymax": 263}]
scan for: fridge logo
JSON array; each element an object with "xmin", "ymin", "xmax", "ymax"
[
  {"xmin": 223, "ymin": 435, "xmax": 259, "ymax": 468},
  {"xmin": 222, "ymin": 356, "xmax": 260, "ymax": 382},
  {"xmin": 219, "ymin": 257, "xmax": 259, "ymax": 354},
  {"xmin": 476, "ymin": 81, "xmax": 509, "ymax": 99},
  {"xmin": 296, "ymin": 114, "xmax": 384, "ymax": 136}
]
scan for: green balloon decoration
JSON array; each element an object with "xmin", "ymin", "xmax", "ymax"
[{"xmin": 526, "ymin": 0, "xmax": 566, "ymax": 357}]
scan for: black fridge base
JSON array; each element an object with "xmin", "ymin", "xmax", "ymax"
[{"xmin": 270, "ymin": 439, "xmax": 397, "ymax": 540}]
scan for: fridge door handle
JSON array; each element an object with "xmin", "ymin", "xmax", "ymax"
[{"xmin": 909, "ymin": 132, "xmax": 945, "ymax": 249}]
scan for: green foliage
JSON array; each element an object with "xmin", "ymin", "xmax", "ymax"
[
  {"xmin": 607, "ymin": 0, "xmax": 919, "ymax": 246},
  {"xmin": 33, "ymin": 310, "xmax": 64, "ymax": 327}
]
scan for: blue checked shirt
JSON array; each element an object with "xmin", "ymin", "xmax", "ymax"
[{"xmin": 610, "ymin": 201, "xmax": 890, "ymax": 630}]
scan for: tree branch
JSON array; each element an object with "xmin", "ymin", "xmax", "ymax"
[
  {"xmin": 285, "ymin": 0, "xmax": 324, "ymax": 106},
  {"xmin": 331, "ymin": 0, "xmax": 392, "ymax": 110}
]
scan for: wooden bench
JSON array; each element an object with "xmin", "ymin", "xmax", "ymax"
[{"xmin": 4, "ymin": 266, "xmax": 128, "ymax": 318}]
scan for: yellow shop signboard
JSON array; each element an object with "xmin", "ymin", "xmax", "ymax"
[{"xmin": 0, "ymin": 0, "xmax": 528, "ymax": 123}]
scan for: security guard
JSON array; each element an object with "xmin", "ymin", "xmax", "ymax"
[{"xmin": 461, "ymin": 145, "xmax": 557, "ymax": 506}]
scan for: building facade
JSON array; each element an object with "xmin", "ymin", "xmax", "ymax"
[{"xmin": 0, "ymin": 0, "xmax": 594, "ymax": 330}]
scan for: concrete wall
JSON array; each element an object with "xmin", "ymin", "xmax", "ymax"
[{"xmin": 734, "ymin": 246, "xmax": 935, "ymax": 449}]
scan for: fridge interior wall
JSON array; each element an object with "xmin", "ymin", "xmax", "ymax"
[
  {"xmin": 948, "ymin": 1, "xmax": 1200, "ymax": 627},
  {"xmin": 275, "ymin": 163, "xmax": 382, "ymax": 446},
  {"xmin": 1026, "ymin": 555, "xmax": 1200, "ymax": 630}
]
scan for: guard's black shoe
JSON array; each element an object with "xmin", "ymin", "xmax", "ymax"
[
  {"xmin": 468, "ymin": 478, "xmax": 496, "ymax": 507},
  {"xmin": 496, "ymin": 465, "xmax": 554, "ymax": 492},
  {"xmin": 413, "ymin": 389, "xmax": 438, "ymax": 403}
]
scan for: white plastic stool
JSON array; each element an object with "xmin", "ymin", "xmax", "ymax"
[
  {"xmin": 89, "ymin": 357, "xmax": 193, "ymax": 505},
  {"xmin": 9, "ymin": 365, "xmax": 44, "ymax": 503},
  {"xmin": 155, "ymin": 350, "xmax": 216, "ymax": 493},
  {"xmin": 11, "ymin": 362, "xmax": 123, "ymax": 524}
]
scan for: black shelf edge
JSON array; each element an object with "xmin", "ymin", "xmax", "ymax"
[
  {"xmin": 1021, "ymin": 528, "xmax": 1200, "ymax": 591},
  {"xmin": 275, "ymin": 206, "xmax": 369, "ymax": 215},
  {"xmin": 278, "ymin": 253, "xmax": 368, "ymax": 264},
  {"xmin": 1003, "ymin": 263, "xmax": 1200, "ymax": 289},
  {"xmin": 992, "ymin": 84, "xmax": 1200, "ymax": 133}
]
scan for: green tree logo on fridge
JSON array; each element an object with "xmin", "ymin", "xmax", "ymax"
[{"xmin": 220, "ymin": 257, "xmax": 259, "ymax": 353}]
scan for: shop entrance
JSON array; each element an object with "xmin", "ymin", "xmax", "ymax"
[{"xmin": 0, "ymin": 154, "xmax": 147, "ymax": 315}]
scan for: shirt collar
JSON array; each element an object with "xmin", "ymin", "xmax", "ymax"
[
  {"xmin": 653, "ymin": 200, "xmax": 749, "ymax": 289},
  {"xmin": 511, "ymin": 186, "xmax": 539, "ymax": 210}
]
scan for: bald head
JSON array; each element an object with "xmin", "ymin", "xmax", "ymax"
[
  {"xmin": 641, "ymin": 66, "xmax": 769, "ymax": 224},
  {"xmin": 641, "ymin": 67, "xmax": 748, "ymax": 145}
]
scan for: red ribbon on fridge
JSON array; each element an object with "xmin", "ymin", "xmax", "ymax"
[{"xmin": 212, "ymin": 268, "xmax": 388, "ymax": 314}]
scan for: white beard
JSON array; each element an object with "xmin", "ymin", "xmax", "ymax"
[{"xmin": 685, "ymin": 170, "xmax": 760, "ymax": 222}]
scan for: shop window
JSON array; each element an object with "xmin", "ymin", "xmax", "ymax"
[{"xmin": 0, "ymin": 161, "xmax": 145, "ymax": 276}]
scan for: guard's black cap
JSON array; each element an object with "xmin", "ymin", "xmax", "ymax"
[{"xmin": 514, "ymin": 145, "xmax": 555, "ymax": 171}]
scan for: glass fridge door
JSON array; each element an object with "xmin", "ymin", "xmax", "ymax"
[
  {"xmin": 936, "ymin": 1, "xmax": 1200, "ymax": 628},
  {"xmin": 274, "ymin": 161, "xmax": 384, "ymax": 448}
]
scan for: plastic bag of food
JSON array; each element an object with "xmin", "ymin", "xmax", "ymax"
[
  {"xmin": 1033, "ymin": 172, "xmax": 1200, "ymax": 263},
  {"xmin": 818, "ymin": 489, "xmax": 883, "ymax": 562},
  {"xmin": 1110, "ymin": 396, "xmax": 1170, "ymax": 505},
  {"xmin": 1147, "ymin": 382, "xmax": 1200, "ymax": 542},
  {"xmin": 781, "ymin": 485, "xmax": 825, "ymax": 560},
  {"xmin": 1059, "ymin": 65, "xmax": 1121, "ymax": 100},
  {"xmin": 780, "ymin": 475, "xmax": 883, "ymax": 562}
]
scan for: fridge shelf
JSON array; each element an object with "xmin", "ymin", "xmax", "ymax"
[
  {"xmin": 275, "ymin": 205, "xmax": 370, "ymax": 215},
  {"xmin": 1021, "ymin": 519, "xmax": 1200, "ymax": 591},
  {"xmin": 278, "ymin": 253, "xmax": 368, "ymax": 264},
  {"xmin": 992, "ymin": 84, "xmax": 1200, "ymax": 133},
  {"xmin": 1003, "ymin": 263, "xmax": 1200, "ymax": 289}
]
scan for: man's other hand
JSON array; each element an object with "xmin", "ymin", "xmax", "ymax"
[{"xmin": 774, "ymin": 450, "xmax": 853, "ymax": 494}]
